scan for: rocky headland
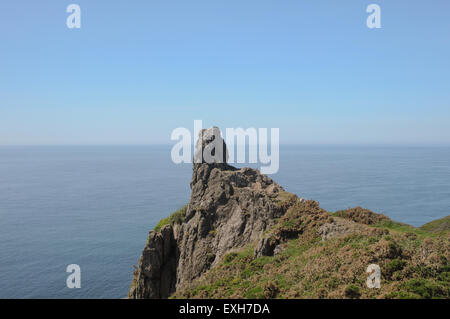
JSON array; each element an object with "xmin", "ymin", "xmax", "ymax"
[{"xmin": 129, "ymin": 128, "xmax": 449, "ymax": 299}]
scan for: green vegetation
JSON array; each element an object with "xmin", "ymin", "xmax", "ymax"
[
  {"xmin": 373, "ymin": 220, "xmax": 431, "ymax": 239},
  {"xmin": 154, "ymin": 204, "xmax": 188, "ymax": 232},
  {"xmin": 420, "ymin": 216, "xmax": 450, "ymax": 233},
  {"xmin": 385, "ymin": 258, "xmax": 407, "ymax": 278},
  {"xmin": 333, "ymin": 206, "xmax": 390, "ymax": 225},
  {"xmin": 274, "ymin": 191, "xmax": 298, "ymax": 208},
  {"xmin": 209, "ymin": 229, "xmax": 217, "ymax": 236},
  {"xmin": 386, "ymin": 278, "xmax": 450, "ymax": 299},
  {"xmin": 345, "ymin": 285, "xmax": 361, "ymax": 299},
  {"xmin": 174, "ymin": 246, "xmax": 275, "ymax": 299},
  {"xmin": 172, "ymin": 203, "xmax": 449, "ymax": 299}
]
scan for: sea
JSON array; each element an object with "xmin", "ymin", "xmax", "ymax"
[{"xmin": 0, "ymin": 145, "xmax": 449, "ymax": 298}]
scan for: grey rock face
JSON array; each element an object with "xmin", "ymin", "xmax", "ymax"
[
  {"xmin": 129, "ymin": 225, "xmax": 177, "ymax": 298},
  {"xmin": 193, "ymin": 127, "xmax": 229, "ymax": 165},
  {"xmin": 129, "ymin": 127, "xmax": 295, "ymax": 298}
]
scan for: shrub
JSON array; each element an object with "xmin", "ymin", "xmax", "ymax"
[
  {"xmin": 345, "ymin": 284, "xmax": 361, "ymax": 299},
  {"xmin": 334, "ymin": 207, "xmax": 390, "ymax": 225},
  {"xmin": 224, "ymin": 252, "xmax": 238, "ymax": 264},
  {"xmin": 385, "ymin": 258, "xmax": 407, "ymax": 278},
  {"xmin": 262, "ymin": 281, "xmax": 279, "ymax": 299},
  {"xmin": 403, "ymin": 278, "xmax": 449, "ymax": 299},
  {"xmin": 387, "ymin": 241, "xmax": 403, "ymax": 258}
]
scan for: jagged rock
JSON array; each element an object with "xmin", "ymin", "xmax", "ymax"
[
  {"xmin": 129, "ymin": 127, "xmax": 297, "ymax": 298},
  {"xmin": 273, "ymin": 244, "xmax": 285, "ymax": 255},
  {"xmin": 128, "ymin": 127, "xmax": 450, "ymax": 299},
  {"xmin": 129, "ymin": 224, "xmax": 177, "ymax": 298},
  {"xmin": 193, "ymin": 126, "xmax": 229, "ymax": 165},
  {"xmin": 254, "ymin": 237, "xmax": 277, "ymax": 257}
]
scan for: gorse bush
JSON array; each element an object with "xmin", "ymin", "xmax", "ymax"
[{"xmin": 385, "ymin": 258, "xmax": 407, "ymax": 278}]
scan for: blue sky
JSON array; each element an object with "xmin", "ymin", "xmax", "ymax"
[{"xmin": 0, "ymin": 1, "xmax": 449, "ymax": 145}]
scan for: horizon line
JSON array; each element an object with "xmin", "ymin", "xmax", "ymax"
[{"xmin": 1, "ymin": 143, "xmax": 450, "ymax": 147}]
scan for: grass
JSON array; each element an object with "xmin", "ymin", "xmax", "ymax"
[
  {"xmin": 154, "ymin": 204, "xmax": 188, "ymax": 232},
  {"xmin": 372, "ymin": 220, "xmax": 432, "ymax": 239}
]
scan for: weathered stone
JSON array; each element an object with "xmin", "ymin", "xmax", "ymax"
[
  {"xmin": 129, "ymin": 224, "xmax": 177, "ymax": 298},
  {"xmin": 129, "ymin": 127, "xmax": 297, "ymax": 298}
]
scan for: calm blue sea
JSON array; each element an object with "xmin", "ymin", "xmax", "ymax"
[{"xmin": 0, "ymin": 145, "xmax": 449, "ymax": 298}]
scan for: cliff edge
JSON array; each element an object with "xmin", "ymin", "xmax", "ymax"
[{"xmin": 129, "ymin": 128, "xmax": 450, "ymax": 299}]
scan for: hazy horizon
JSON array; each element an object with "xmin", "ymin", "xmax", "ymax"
[{"xmin": 1, "ymin": 143, "xmax": 450, "ymax": 147}]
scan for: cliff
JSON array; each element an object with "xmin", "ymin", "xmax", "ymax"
[{"xmin": 129, "ymin": 128, "xmax": 450, "ymax": 299}]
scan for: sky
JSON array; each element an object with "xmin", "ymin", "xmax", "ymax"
[{"xmin": 0, "ymin": 0, "xmax": 449, "ymax": 145}]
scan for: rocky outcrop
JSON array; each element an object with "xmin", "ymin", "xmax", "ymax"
[
  {"xmin": 129, "ymin": 225, "xmax": 177, "ymax": 298},
  {"xmin": 129, "ymin": 127, "xmax": 297, "ymax": 298},
  {"xmin": 128, "ymin": 127, "xmax": 450, "ymax": 299}
]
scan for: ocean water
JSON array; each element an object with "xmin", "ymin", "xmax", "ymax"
[{"xmin": 0, "ymin": 145, "xmax": 449, "ymax": 298}]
